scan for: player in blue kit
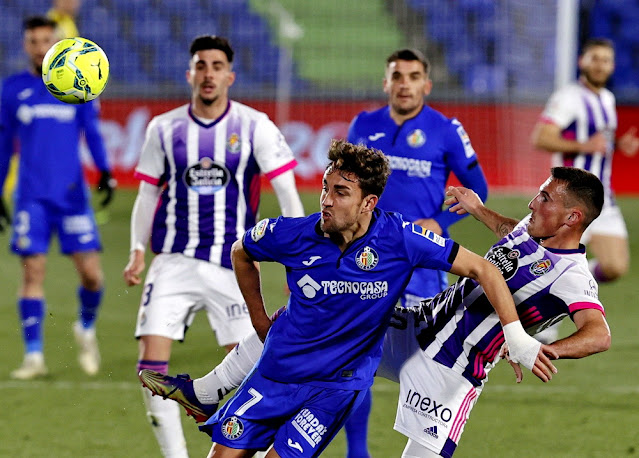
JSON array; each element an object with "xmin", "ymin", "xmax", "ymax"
[
  {"xmin": 140, "ymin": 140, "xmax": 553, "ymax": 458},
  {"xmin": 346, "ymin": 48, "xmax": 488, "ymax": 456},
  {"xmin": 0, "ymin": 17, "xmax": 114, "ymax": 379},
  {"xmin": 140, "ymin": 167, "xmax": 609, "ymax": 457}
]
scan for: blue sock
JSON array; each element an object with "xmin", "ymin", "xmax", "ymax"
[
  {"xmin": 18, "ymin": 298, "xmax": 45, "ymax": 354},
  {"xmin": 345, "ymin": 387, "xmax": 371, "ymax": 458},
  {"xmin": 78, "ymin": 286, "xmax": 103, "ymax": 330}
]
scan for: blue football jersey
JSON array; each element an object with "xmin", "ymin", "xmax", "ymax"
[
  {"xmin": 242, "ymin": 209, "xmax": 459, "ymax": 390},
  {"xmin": 348, "ymin": 105, "xmax": 487, "ymax": 300},
  {"xmin": 0, "ymin": 70, "xmax": 109, "ymax": 210}
]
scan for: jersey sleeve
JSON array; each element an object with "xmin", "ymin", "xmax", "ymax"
[
  {"xmin": 435, "ymin": 118, "xmax": 488, "ymax": 230},
  {"xmin": 252, "ymin": 116, "xmax": 297, "ymax": 181},
  {"xmin": 549, "ymin": 268, "xmax": 605, "ymax": 317},
  {"xmin": 134, "ymin": 117, "xmax": 165, "ymax": 186},
  {"xmin": 242, "ymin": 216, "xmax": 290, "ymax": 263},
  {"xmin": 78, "ymin": 100, "xmax": 110, "ymax": 172},
  {"xmin": 539, "ymin": 88, "xmax": 576, "ymax": 129},
  {"xmin": 402, "ymin": 221, "xmax": 459, "ymax": 272}
]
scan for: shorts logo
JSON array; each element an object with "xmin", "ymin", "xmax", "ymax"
[
  {"xmin": 221, "ymin": 416, "xmax": 244, "ymax": 440},
  {"xmin": 355, "ymin": 246, "xmax": 379, "ymax": 270},
  {"xmin": 183, "ymin": 157, "xmax": 230, "ymax": 194},
  {"xmin": 291, "ymin": 408, "xmax": 327, "ymax": 448},
  {"xmin": 485, "ymin": 246, "xmax": 520, "ymax": 280},
  {"xmin": 251, "ymin": 219, "xmax": 270, "ymax": 242},
  {"xmin": 227, "ymin": 133, "xmax": 242, "ymax": 153},
  {"xmin": 424, "ymin": 425, "xmax": 438, "ymax": 439},
  {"xmin": 407, "ymin": 129, "xmax": 426, "ymax": 148},
  {"xmin": 529, "ymin": 259, "xmax": 552, "ymax": 276},
  {"xmin": 297, "ymin": 274, "xmax": 322, "ymax": 298}
]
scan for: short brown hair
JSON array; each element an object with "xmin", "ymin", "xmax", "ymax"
[
  {"xmin": 386, "ymin": 48, "xmax": 430, "ymax": 75},
  {"xmin": 551, "ymin": 166, "xmax": 603, "ymax": 228},
  {"xmin": 580, "ymin": 38, "xmax": 614, "ymax": 56},
  {"xmin": 326, "ymin": 140, "xmax": 390, "ymax": 198}
]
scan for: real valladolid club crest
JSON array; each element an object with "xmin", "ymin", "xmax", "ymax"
[
  {"xmin": 221, "ymin": 416, "xmax": 244, "ymax": 440},
  {"xmin": 407, "ymin": 129, "xmax": 426, "ymax": 148},
  {"xmin": 529, "ymin": 259, "xmax": 552, "ymax": 276},
  {"xmin": 356, "ymin": 246, "xmax": 379, "ymax": 271},
  {"xmin": 227, "ymin": 133, "xmax": 241, "ymax": 153}
]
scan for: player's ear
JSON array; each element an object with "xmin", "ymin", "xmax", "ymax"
[
  {"xmin": 567, "ymin": 209, "xmax": 583, "ymax": 226},
  {"xmin": 362, "ymin": 194, "xmax": 378, "ymax": 213},
  {"xmin": 423, "ymin": 77, "xmax": 433, "ymax": 96}
]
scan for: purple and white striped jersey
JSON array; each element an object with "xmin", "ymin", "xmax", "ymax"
[
  {"xmin": 539, "ymin": 82, "xmax": 617, "ymax": 204},
  {"xmin": 409, "ymin": 217, "xmax": 604, "ymax": 387},
  {"xmin": 134, "ymin": 101, "xmax": 297, "ymax": 268}
]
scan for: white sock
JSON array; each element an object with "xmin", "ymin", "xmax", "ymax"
[
  {"xmin": 141, "ymin": 386, "xmax": 189, "ymax": 458},
  {"xmin": 402, "ymin": 439, "xmax": 440, "ymax": 457},
  {"xmin": 535, "ymin": 322, "xmax": 561, "ymax": 345},
  {"xmin": 194, "ymin": 331, "xmax": 264, "ymax": 403}
]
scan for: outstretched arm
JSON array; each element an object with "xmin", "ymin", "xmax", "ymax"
[
  {"xmin": 531, "ymin": 122, "xmax": 607, "ymax": 154},
  {"xmin": 445, "ymin": 186, "xmax": 519, "ymax": 239}
]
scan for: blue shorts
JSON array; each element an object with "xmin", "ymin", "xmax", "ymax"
[
  {"xmin": 202, "ymin": 370, "xmax": 367, "ymax": 457},
  {"xmin": 10, "ymin": 200, "xmax": 102, "ymax": 256}
]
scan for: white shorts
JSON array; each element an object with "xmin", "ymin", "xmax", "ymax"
[
  {"xmin": 581, "ymin": 203, "xmax": 628, "ymax": 243},
  {"xmin": 378, "ymin": 314, "xmax": 481, "ymax": 458},
  {"xmin": 134, "ymin": 253, "xmax": 253, "ymax": 346}
]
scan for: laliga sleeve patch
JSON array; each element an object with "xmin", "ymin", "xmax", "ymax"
[
  {"xmin": 411, "ymin": 224, "xmax": 446, "ymax": 247},
  {"xmin": 251, "ymin": 218, "xmax": 270, "ymax": 242}
]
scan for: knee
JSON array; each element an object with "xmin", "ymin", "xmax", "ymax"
[
  {"xmin": 79, "ymin": 267, "xmax": 104, "ymax": 290},
  {"xmin": 599, "ymin": 259, "xmax": 629, "ymax": 282}
]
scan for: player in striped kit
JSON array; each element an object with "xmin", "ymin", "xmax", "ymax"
[
  {"xmin": 532, "ymin": 38, "xmax": 639, "ymax": 285},
  {"xmin": 139, "ymin": 167, "xmax": 610, "ymax": 457},
  {"xmin": 382, "ymin": 166, "xmax": 611, "ymax": 456},
  {"xmin": 122, "ymin": 35, "xmax": 304, "ymax": 458}
]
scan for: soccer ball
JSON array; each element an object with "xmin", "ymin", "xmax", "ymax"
[{"xmin": 41, "ymin": 37, "xmax": 110, "ymax": 104}]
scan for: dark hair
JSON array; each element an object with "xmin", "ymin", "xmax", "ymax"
[
  {"xmin": 386, "ymin": 48, "xmax": 430, "ymax": 75},
  {"xmin": 551, "ymin": 166, "xmax": 604, "ymax": 228},
  {"xmin": 189, "ymin": 35, "xmax": 233, "ymax": 63},
  {"xmin": 326, "ymin": 139, "xmax": 390, "ymax": 198},
  {"xmin": 580, "ymin": 37, "xmax": 614, "ymax": 56},
  {"xmin": 23, "ymin": 16, "xmax": 57, "ymax": 32}
]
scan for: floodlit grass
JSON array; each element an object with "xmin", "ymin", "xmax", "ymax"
[{"xmin": 1, "ymin": 190, "xmax": 638, "ymax": 457}]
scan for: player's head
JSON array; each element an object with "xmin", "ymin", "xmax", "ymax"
[
  {"xmin": 578, "ymin": 38, "xmax": 615, "ymax": 89},
  {"xmin": 188, "ymin": 35, "xmax": 235, "ymax": 107},
  {"xmin": 320, "ymin": 140, "xmax": 390, "ymax": 234},
  {"xmin": 527, "ymin": 167, "xmax": 603, "ymax": 239},
  {"xmin": 23, "ymin": 16, "xmax": 58, "ymax": 75},
  {"xmin": 384, "ymin": 48, "xmax": 432, "ymax": 118}
]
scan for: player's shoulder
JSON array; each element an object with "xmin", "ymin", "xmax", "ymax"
[
  {"xmin": 1, "ymin": 71, "xmax": 33, "ymax": 93},
  {"xmin": 414, "ymin": 105, "xmax": 458, "ymax": 129},
  {"xmin": 248, "ymin": 214, "xmax": 318, "ymax": 244},
  {"xmin": 352, "ymin": 105, "xmax": 388, "ymax": 126},
  {"xmin": 147, "ymin": 104, "xmax": 189, "ymax": 128},
  {"xmin": 229, "ymin": 100, "xmax": 270, "ymax": 121}
]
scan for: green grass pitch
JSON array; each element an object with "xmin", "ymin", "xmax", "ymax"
[{"xmin": 1, "ymin": 189, "xmax": 638, "ymax": 457}]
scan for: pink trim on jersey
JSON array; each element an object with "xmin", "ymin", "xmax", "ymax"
[
  {"xmin": 265, "ymin": 159, "xmax": 297, "ymax": 180},
  {"xmin": 568, "ymin": 301, "xmax": 605, "ymax": 316},
  {"xmin": 134, "ymin": 171, "xmax": 160, "ymax": 186},
  {"xmin": 561, "ymin": 131, "xmax": 577, "ymax": 140},
  {"xmin": 449, "ymin": 388, "xmax": 478, "ymax": 443},
  {"xmin": 539, "ymin": 116, "xmax": 557, "ymax": 125}
]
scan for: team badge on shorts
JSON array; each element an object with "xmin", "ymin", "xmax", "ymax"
[
  {"xmin": 356, "ymin": 246, "xmax": 379, "ymax": 270},
  {"xmin": 221, "ymin": 416, "xmax": 244, "ymax": 440},
  {"xmin": 227, "ymin": 133, "xmax": 242, "ymax": 153},
  {"xmin": 251, "ymin": 219, "xmax": 269, "ymax": 242},
  {"xmin": 407, "ymin": 129, "xmax": 426, "ymax": 148},
  {"xmin": 529, "ymin": 259, "xmax": 552, "ymax": 276}
]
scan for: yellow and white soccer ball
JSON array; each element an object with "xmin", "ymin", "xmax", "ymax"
[{"xmin": 41, "ymin": 37, "xmax": 110, "ymax": 104}]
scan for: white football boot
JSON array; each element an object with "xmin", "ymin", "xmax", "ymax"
[
  {"xmin": 73, "ymin": 321, "xmax": 101, "ymax": 376},
  {"xmin": 10, "ymin": 352, "xmax": 48, "ymax": 380}
]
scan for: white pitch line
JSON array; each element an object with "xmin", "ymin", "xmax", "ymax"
[{"xmin": 1, "ymin": 380, "xmax": 639, "ymax": 395}]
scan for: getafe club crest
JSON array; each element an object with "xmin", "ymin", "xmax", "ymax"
[
  {"xmin": 407, "ymin": 129, "xmax": 426, "ymax": 148},
  {"xmin": 356, "ymin": 246, "xmax": 379, "ymax": 271},
  {"xmin": 221, "ymin": 416, "xmax": 244, "ymax": 440},
  {"xmin": 227, "ymin": 133, "xmax": 241, "ymax": 153}
]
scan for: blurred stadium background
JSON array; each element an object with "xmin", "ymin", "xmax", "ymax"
[
  {"xmin": 1, "ymin": 0, "xmax": 638, "ymax": 195},
  {"xmin": 2, "ymin": 1, "xmax": 639, "ymax": 457}
]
